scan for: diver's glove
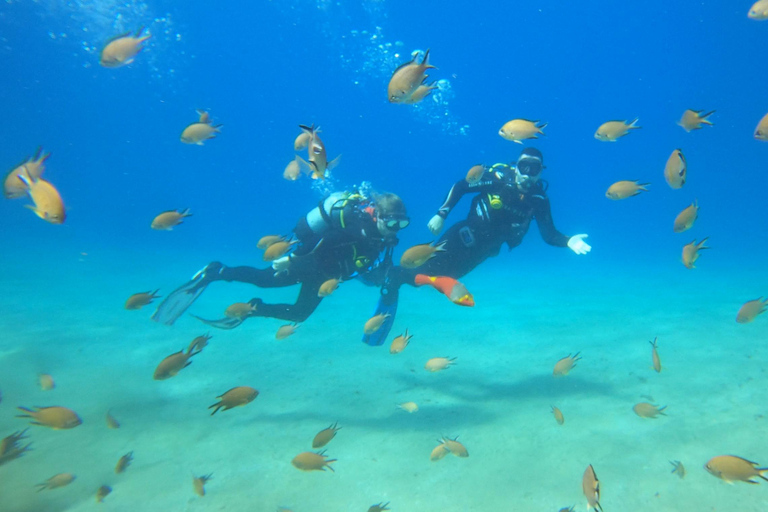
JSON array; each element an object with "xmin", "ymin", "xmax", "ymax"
[
  {"xmin": 567, "ymin": 234, "xmax": 591, "ymax": 255},
  {"xmin": 428, "ymin": 214, "xmax": 444, "ymax": 236},
  {"xmin": 271, "ymin": 255, "xmax": 291, "ymax": 275}
]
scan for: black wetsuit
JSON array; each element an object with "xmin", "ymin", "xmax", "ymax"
[
  {"xmin": 385, "ymin": 164, "xmax": 568, "ymax": 296},
  {"xmin": 216, "ymin": 197, "xmax": 396, "ymax": 322}
]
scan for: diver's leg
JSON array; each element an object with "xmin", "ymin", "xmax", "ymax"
[
  {"xmin": 413, "ymin": 221, "xmax": 478, "ymax": 279},
  {"xmin": 219, "ymin": 266, "xmax": 300, "ymax": 288},
  {"xmin": 249, "ymin": 278, "xmax": 324, "ymax": 323}
]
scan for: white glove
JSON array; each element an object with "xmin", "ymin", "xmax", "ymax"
[
  {"xmin": 271, "ymin": 255, "xmax": 291, "ymax": 275},
  {"xmin": 567, "ymin": 234, "xmax": 591, "ymax": 255},
  {"xmin": 428, "ymin": 214, "xmax": 445, "ymax": 236}
]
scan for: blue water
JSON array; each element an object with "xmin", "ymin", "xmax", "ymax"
[{"xmin": 2, "ymin": 1, "xmax": 768, "ymax": 511}]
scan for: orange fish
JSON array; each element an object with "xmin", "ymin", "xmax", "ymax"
[{"xmin": 414, "ymin": 274, "xmax": 474, "ymax": 306}]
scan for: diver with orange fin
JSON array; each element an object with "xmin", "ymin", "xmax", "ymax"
[{"xmin": 363, "ymin": 147, "xmax": 590, "ymax": 346}]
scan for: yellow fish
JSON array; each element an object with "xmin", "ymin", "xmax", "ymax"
[
  {"xmin": 389, "ymin": 329, "xmax": 413, "ymax": 354},
  {"xmin": 594, "ymin": 118, "xmax": 640, "ymax": 141},
  {"xmin": 0, "ymin": 429, "xmax": 32, "ymax": 467},
  {"xmin": 291, "ymin": 451, "xmax": 336, "ymax": 472},
  {"xmin": 312, "ymin": 422, "xmax": 341, "ymax": 449},
  {"xmin": 755, "ymin": 112, "xmax": 768, "ymax": 140},
  {"xmin": 402, "ymin": 81, "xmax": 438, "ymax": 104},
  {"xmin": 551, "ymin": 406, "xmax": 564, "ymax": 425},
  {"xmin": 181, "ymin": 110, "xmax": 222, "ymax": 145},
  {"xmin": 17, "ymin": 173, "xmax": 66, "ymax": 224},
  {"xmin": 318, "ymin": 278, "xmax": 340, "ymax": 298},
  {"xmin": 498, "ymin": 118, "xmax": 547, "ymax": 143},
  {"xmin": 263, "ymin": 240, "xmax": 296, "ymax": 261},
  {"xmin": 425, "ymin": 356, "xmax": 456, "ymax": 372},
  {"xmin": 553, "ymin": 352, "xmax": 581, "ymax": 376},
  {"xmin": 16, "ymin": 406, "xmax": 82, "ymax": 429},
  {"xmin": 36, "ymin": 473, "xmax": 76, "ymax": 491},
  {"xmin": 99, "ymin": 28, "xmax": 150, "ymax": 68},
  {"xmin": 105, "ymin": 410, "xmax": 120, "ymax": 429},
  {"xmin": 664, "ymin": 149, "xmax": 687, "ymax": 189},
  {"xmin": 153, "ymin": 345, "xmax": 201, "ymax": 380},
  {"xmin": 705, "ymin": 455, "xmax": 768, "ymax": 483},
  {"xmin": 633, "ymin": 402, "xmax": 667, "ymax": 418},
  {"xmin": 193, "ymin": 473, "xmax": 213, "ymax": 496},
  {"xmin": 682, "ymin": 238, "xmax": 708, "ymax": 269},
  {"xmin": 257, "ymin": 235, "xmax": 286, "ymax": 250},
  {"xmin": 363, "ymin": 313, "xmax": 390, "ymax": 335},
  {"xmin": 208, "ymin": 386, "xmax": 258, "ymax": 415},
  {"xmin": 749, "ymin": 0, "xmax": 768, "ymax": 19},
  {"xmin": 38, "ymin": 374, "xmax": 55, "ymax": 391},
  {"xmin": 225, "ymin": 302, "xmax": 257, "ymax": 319},
  {"xmin": 736, "ymin": 297, "xmax": 768, "ymax": 323},
  {"xmin": 294, "ymin": 131, "xmax": 310, "ymax": 151},
  {"xmin": 276, "ymin": 323, "xmax": 299, "ymax": 340},
  {"xmin": 678, "ymin": 109, "xmax": 714, "ymax": 132},
  {"xmin": 605, "ymin": 180, "xmax": 649, "ymax": 200},
  {"xmin": 388, "ymin": 49, "xmax": 436, "ymax": 103},
  {"xmin": 283, "ymin": 157, "xmax": 301, "ymax": 181},
  {"xmin": 295, "ymin": 124, "xmax": 340, "ymax": 179},
  {"xmin": 96, "ymin": 485, "xmax": 112, "ymax": 503},
  {"xmin": 649, "ymin": 337, "xmax": 661, "ymax": 373},
  {"xmin": 670, "ymin": 460, "xmax": 686, "ymax": 479},
  {"xmin": 400, "ymin": 241, "xmax": 447, "ymax": 269},
  {"xmin": 151, "ymin": 209, "xmax": 191, "ymax": 230},
  {"xmin": 115, "ymin": 451, "xmax": 133, "ymax": 473},
  {"xmin": 4, "ymin": 147, "xmax": 50, "ymax": 199},
  {"xmin": 440, "ymin": 436, "xmax": 468, "ymax": 457},
  {"xmin": 124, "ymin": 290, "xmax": 161, "ymax": 310},
  {"xmin": 582, "ymin": 464, "xmax": 601, "ymax": 512},
  {"xmin": 465, "ymin": 164, "xmax": 485, "ymax": 184},
  {"xmin": 673, "ymin": 201, "xmax": 698, "ymax": 233}
]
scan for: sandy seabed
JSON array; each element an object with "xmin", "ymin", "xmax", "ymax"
[{"xmin": 1, "ymin": 247, "xmax": 768, "ymax": 512}]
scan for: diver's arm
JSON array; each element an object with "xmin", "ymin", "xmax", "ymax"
[
  {"xmin": 533, "ymin": 195, "xmax": 570, "ymax": 247},
  {"xmin": 436, "ymin": 173, "xmax": 498, "ymax": 218}
]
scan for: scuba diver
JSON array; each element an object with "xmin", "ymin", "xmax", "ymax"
[
  {"xmin": 365, "ymin": 147, "xmax": 591, "ymax": 344},
  {"xmin": 151, "ymin": 191, "xmax": 410, "ymax": 330}
]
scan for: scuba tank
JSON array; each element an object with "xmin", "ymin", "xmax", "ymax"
[{"xmin": 305, "ymin": 191, "xmax": 368, "ymax": 234}]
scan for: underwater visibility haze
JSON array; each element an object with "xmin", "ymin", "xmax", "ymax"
[{"xmin": 1, "ymin": 1, "xmax": 768, "ymax": 511}]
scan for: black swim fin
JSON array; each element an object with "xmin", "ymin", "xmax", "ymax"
[
  {"xmin": 362, "ymin": 288, "xmax": 398, "ymax": 346},
  {"xmin": 151, "ymin": 263, "xmax": 223, "ymax": 326},
  {"xmin": 189, "ymin": 314, "xmax": 246, "ymax": 330}
]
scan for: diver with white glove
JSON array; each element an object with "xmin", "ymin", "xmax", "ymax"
[{"xmin": 401, "ymin": 147, "xmax": 591, "ymax": 284}]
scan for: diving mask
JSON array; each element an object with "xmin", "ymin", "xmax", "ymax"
[{"xmin": 381, "ymin": 217, "xmax": 410, "ymax": 230}]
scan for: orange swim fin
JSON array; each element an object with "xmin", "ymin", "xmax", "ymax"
[{"xmin": 414, "ymin": 274, "xmax": 475, "ymax": 307}]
